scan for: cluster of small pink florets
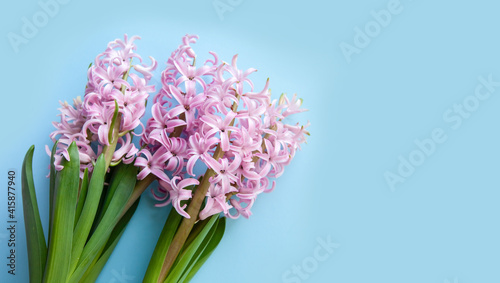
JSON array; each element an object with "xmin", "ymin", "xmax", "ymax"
[
  {"xmin": 137, "ymin": 35, "xmax": 309, "ymax": 220},
  {"xmin": 49, "ymin": 34, "xmax": 308, "ymax": 220},
  {"xmin": 48, "ymin": 35, "xmax": 157, "ymax": 175}
]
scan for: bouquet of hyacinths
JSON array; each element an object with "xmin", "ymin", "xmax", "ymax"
[
  {"xmin": 21, "ymin": 33, "xmax": 308, "ymax": 283},
  {"xmin": 21, "ymin": 35, "xmax": 157, "ymax": 283},
  {"xmin": 140, "ymin": 35, "xmax": 309, "ymax": 282}
]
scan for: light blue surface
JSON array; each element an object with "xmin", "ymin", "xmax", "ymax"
[{"xmin": 1, "ymin": 0, "xmax": 499, "ymax": 282}]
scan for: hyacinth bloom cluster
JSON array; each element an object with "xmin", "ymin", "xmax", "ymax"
[
  {"xmin": 138, "ymin": 34, "xmax": 309, "ymax": 220},
  {"xmin": 48, "ymin": 35, "xmax": 157, "ymax": 174},
  {"xmin": 21, "ymin": 34, "xmax": 309, "ymax": 282},
  {"xmin": 20, "ymin": 35, "xmax": 161, "ymax": 283}
]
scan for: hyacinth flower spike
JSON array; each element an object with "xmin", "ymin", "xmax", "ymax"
[
  {"xmin": 139, "ymin": 35, "xmax": 309, "ymax": 282},
  {"xmin": 21, "ymin": 35, "xmax": 158, "ymax": 283}
]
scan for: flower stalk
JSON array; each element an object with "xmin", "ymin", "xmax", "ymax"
[
  {"xmin": 22, "ymin": 34, "xmax": 158, "ymax": 283},
  {"xmin": 142, "ymin": 35, "xmax": 308, "ymax": 282},
  {"xmin": 157, "ymin": 97, "xmax": 239, "ymax": 281}
]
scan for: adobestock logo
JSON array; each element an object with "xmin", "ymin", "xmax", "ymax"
[
  {"xmin": 281, "ymin": 235, "xmax": 340, "ymax": 283},
  {"xmin": 385, "ymin": 74, "xmax": 500, "ymax": 191},
  {"xmin": 7, "ymin": 0, "xmax": 71, "ymax": 54},
  {"xmin": 109, "ymin": 267, "xmax": 135, "ymax": 283},
  {"xmin": 213, "ymin": 0, "xmax": 244, "ymax": 21},
  {"xmin": 339, "ymin": 0, "xmax": 404, "ymax": 63},
  {"xmin": 385, "ymin": 128, "xmax": 448, "ymax": 192}
]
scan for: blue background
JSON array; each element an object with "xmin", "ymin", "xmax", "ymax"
[{"xmin": 1, "ymin": 0, "xmax": 499, "ymax": 282}]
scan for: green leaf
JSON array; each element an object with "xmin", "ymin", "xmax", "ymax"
[
  {"xmin": 143, "ymin": 208, "xmax": 184, "ymax": 283},
  {"xmin": 68, "ymin": 163, "xmax": 137, "ymax": 283},
  {"xmin": 175, "ymin": 219, "xmax": 218, "ymax": 283},
  {"xmin": 48, "ymin": 141, "xmax": 58, "ymax": 245},
  {"xmin": 166, "ymin": 215, "xmax": 219, "ymax": 283},
  {"xmin": 179, "ymin": 215, "xmax": 214, "ymax": 254},
  {"xmin": 69, "ymin": 155, "xmax": 106, "ymax": 275},
  {"xmin": 21, "ymin": 145, "xmax": 47, "ymax": 283},
  {"xmin": 75, "ymin": 168, "xmax": 89, "ymax": 228},
  {"xmin": 79, "ymin": 197, "xmax": 141, "ymax": 283},
  {"xmin": 79, "ymin": 251, "xmax": 101, "ymax": 283},
  {"xmin": 182, "ymin": 217, "xmax": 226, "ymax": 282},
  {"xmin": 90, "ymin": 162, "xmax": 128, "ymax": 235},
  {"xmin": 103, "ymin": 196, "xmax": 140, "ymax": 254},
  {"xmin": 44, "ymin": 142, "xmax": 80, "ymax": 283},
  {"xmin": 97, "ymin": 165, "xmax": 121, "ymax": 221},
  {"xmin": 87, "ymin": 169, "xmax": 113, "ymax": 238}
]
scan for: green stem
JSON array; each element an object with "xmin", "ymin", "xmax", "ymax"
[{"xmin": 157, "ymin": 168, "xmax": 216, "ymax": 282}]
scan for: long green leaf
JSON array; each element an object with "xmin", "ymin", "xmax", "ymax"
[
  {"xmin": 70, "ymin": 155, "xmax": 106, "ymax": 275},
  {"xmin": 21, "ymin": 145, "xmax": 47, "ymax": 283},
  {"xmin": 103, "ymin": 196, "xmax": 141, "ymax": 254},
  {"xmin": 68, "ymin": 163, "xmax": 137, "ymax": 283},
  {"xmin": 166, "ymin": 215, "xmax": 219, "ymax": 283},
  {"xmin": 79, "ymin": 251, "xmax": 101, "ymax": 283},
  {"xmin": 75, "ymin": 168, "xmax": 89, "ymax": 228},
  {"xmin": 95, "ymin": 165, "xmax": 121, "ymax": 225},
  {"xmin": 182, "ymin": 217, "xmax": 226, "ymax": 282},
  {"xmin": 44, "ymin": 142, "xmax": 80, "ymax": 282},
  {"xmin": 79, "ymin": 197, "xmax": 141, "ymax": 283},
  {"xmin": 88, "ymin": 172, "xmax": 111, "ymax": 239},
  {"xmin": 179, "ymin": 214, "xmax": 214, "ymax": 255},
  {"xmin": 176, "ymin": 218, "xmax": 219, "ymax": 283},
  {"xmin": 142, "ymin": 208, "xmax": 183, "ymax": 283},
  {"xmin": 48, "ymin": 141, "xmax": 58, "ymax": 246}
]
